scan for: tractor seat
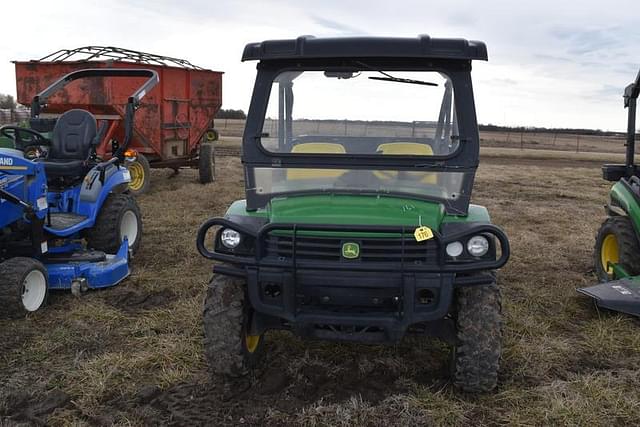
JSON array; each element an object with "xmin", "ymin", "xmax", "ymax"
[{"xmin": 38, "ymin": 109, "xmax": 97, "ymax": 178}]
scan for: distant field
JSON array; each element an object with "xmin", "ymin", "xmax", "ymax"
[{"xmin": 216, "ymin": 118, "xmax": 631, "ymax": 154}]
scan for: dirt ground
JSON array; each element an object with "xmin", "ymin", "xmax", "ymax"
[{"xmin": 2, "ymin": 147, "xmax": 640, "ymax": 426}]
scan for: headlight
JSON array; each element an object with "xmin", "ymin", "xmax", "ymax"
[
  {"xmin": 220, "ymin": 228, "xmax": 241, "ymax": 249},
  {"xmin": 467, "ymin": 235, "xmax": 489, "ymax": 257},
  {"xmin": 446, "ymin": 241, "xmax": 464, "ymax": 257}
]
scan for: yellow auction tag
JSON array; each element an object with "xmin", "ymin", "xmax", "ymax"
[{"xmin": 414, "ymin": 226, "xmax": 434, "ymax": 242}]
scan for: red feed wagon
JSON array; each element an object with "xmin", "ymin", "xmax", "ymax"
[{"xmin": 13, "ymin": 46, "xmax": 223, "ymax": 193}]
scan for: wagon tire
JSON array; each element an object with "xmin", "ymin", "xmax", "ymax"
[
  {"xmin": 203, "ymin": 274, "xmax": 264, "ymax": 378},
  {"xmin": 127, "ymin": 153, "xmax": 151, "ymax": 195},
  {"xmin": 452, "ymin": 281, "xmax": 502, "ymax": 393},
  {"xmin": 0, "ymin": 257, "xmax": 48, "ymax": 319},
  {"xmin": 594, "ymin": 216, "xmax": 640, "ymax": 281},
  {"xmin": 86, "ymin": 193, "xmax": 142, "ymax": 255},
  {"xmin": 199, "ymin": 142, "xmax": 215, "ymax": 184}
]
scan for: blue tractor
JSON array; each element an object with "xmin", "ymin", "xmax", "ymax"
[{"xmin": 0, "ymin": 68, "xmax": 159, "ymax": 318}]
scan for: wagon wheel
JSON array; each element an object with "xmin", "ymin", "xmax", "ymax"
[
  {"xmin": 127, "ymin": 153, "xmax": 152, "ymax": 195},
  {"xmin": 199, "ymin": 142, "xmax": 215, "ymax": 184}
]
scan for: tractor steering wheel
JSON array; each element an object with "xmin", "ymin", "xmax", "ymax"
[{"xmin": 0, "ymin": 126, "xmax": 49, "ymax": 159}]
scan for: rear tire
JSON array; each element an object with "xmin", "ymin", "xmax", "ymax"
[
  {"xmin": 127, "ymin": 153, "xmax": 151, "ymax": 195},
  {"xmin": 594, "ymin": 216, "xmax": 640, "ymax": 281},
  {"xmin": 203, "ymin": 275, "xmax": 264, "ymax": 377},
  {"xmin": 198, "ymin": 142, "xmax": 215, "ymax": 184},
  {"xmin": 0, "ymin": 258, "xmax": 48, "ymax": 318},
  {"xmin": 86, "ymin": 193, "xmax": 142, "ymax": 255},
  {"xmin": 205, "ymin": 128, "xmax": 219, "ymax": 142},
  {"xmin": 452, "ymin": 282, "xmax": 502, "ymax": 393}
]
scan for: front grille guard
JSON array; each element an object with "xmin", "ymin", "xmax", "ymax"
[{"xmin": 196, "ymin": 218, "xmax": 510, "ymax": 273}]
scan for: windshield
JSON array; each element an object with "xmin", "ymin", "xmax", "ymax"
[
  {"xmin": 261, "ymin": 70, "xmax": 459, "ymax": 155},
  {"xmin": 254, "ymin": 69, "xmax": 468, "ymax": 203}
]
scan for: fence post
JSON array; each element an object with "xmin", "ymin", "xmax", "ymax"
[
  {"xmin": 576, "ymin": 135, "xmax": 580, "ymax": 153},
  {"xmin": 552, "ymin": 132, "xmax": 557, "ymax": 146},
  {"xmin": 411, "ymin": 121, "xmax": 416, "ymax": 137},
  {"xmin": 520, "ymin": 131, "xmax": 524, "ymax": 150}
]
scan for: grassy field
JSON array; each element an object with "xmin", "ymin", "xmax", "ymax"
[{"xmin": 2, "ymin": 143, "xmax": 640, "ymax": 425}]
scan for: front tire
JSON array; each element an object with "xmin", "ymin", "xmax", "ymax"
[
  {"xmin": 452, "ymin": 282, "xmax": 502, "ymax": 393},
  {"xmin": 0, "ymin": 258, "xmax": 48, "ymax": 318},
  {"xmin": 203, "ymin": 275, "xmax": 264, "ymax": 377},
  {"xmin": 594, "ymin": 216, "xmax": 640, "ymax": 281},
  {"xmin": 86, "ymin": 193, "xmax": 142, "ymax": 255}
]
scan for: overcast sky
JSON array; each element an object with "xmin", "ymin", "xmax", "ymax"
[{"xmin": 1, "ymin": 0, "xmax": 638, "ymax": 131}]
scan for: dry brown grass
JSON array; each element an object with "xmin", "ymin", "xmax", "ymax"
[{"xmin": 2, "ymin": 149, "xmax": 640, "ymax": 426}]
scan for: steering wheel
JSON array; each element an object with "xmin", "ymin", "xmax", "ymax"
[{"xmin": 0, "ymin": 126, "xmax": 49, "ymax": 158}]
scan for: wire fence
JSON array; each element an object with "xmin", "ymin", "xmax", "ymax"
[{"xmin": 215, "ymin": 118, "xmax": 635, "ymax": 154}]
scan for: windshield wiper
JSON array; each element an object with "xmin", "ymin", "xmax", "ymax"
[
  {"xmin": 353, "ymin": 61, "xmax": 438, "ymax": 86},
  {"xmin": 368, "ymin": 76, "xmax": 438, "ymax": 86}
]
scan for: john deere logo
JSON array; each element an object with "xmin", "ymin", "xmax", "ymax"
[{"xmin": 342, "ymin": 242, "xmax": 360, "ymax": 259}]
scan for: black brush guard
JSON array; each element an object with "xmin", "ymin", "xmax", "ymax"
[{"xmin": 197, "ymin": 219, "xmax": 510, "ymax": 342}]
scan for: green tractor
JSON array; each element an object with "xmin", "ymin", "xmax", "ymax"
[
  {"xmin": 197, "ymin": 35, "xmax": 510, "ymax": 392},
  {"xmin": 579, "ymin": 68, "xmax": 640, "ymax": 316}
]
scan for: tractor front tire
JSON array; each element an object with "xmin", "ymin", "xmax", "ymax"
[
  {"xmin": 452, "ymin": 282, "xmax": 502, "ymax": 393},
  {"xmin": 594, "ymin": 216, "xmax": 640, "ymax": 282},
  {"xmin": 198, "ymin": 142, "xmax": 215, "ymax": 184},
  {"xmin": 203, "ymin": 275, "xmax": 264, "ymax": 378},
  {"xmin": 127, "ymin": 153, "xmax": 151, "ymax": 195},
  {"xmin": 0, "ymin": 258, "xmax": 48, "ymax": 319},
  {"xmin": 86, "ymin": 193, "xmax": 142, "ymax": 255}
]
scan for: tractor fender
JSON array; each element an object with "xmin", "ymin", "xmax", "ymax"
[
  {"xmin": 80, "ymin": 165, "xmax": 128, "ymax": 203},
  {"xmin": 77, "ymin": 166, "xmax": 132, "ymax": 222}
]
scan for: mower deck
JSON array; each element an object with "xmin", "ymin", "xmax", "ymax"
[
  {"xmin": 578, "ymin": 278, "xmax": 640, "ymax": 317},
  {"xmin": 44, "ymin": 239, "xmax": 130, "ymax": 290}
]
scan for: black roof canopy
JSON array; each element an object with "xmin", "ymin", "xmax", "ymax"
[{"xmin": 242, "ymin": 35, "xmax": 487, "ymax": 62}]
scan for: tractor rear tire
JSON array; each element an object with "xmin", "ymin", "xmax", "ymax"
[
  {"xmin": 0, "ymin": 258, "xmax": 48, "ymax": 319},
  {"xmin": 594, "ymin": 216, "xmax": 640, "ymax": 281},
  {"xmin": 127, "ymin": 153, "xmax": 151, "ymax": 195},
  {"xmin": 203, "ymin": 274, "xmax": 264, "ymax": 378},
  {"xmin": 86, "ymin": 193, "xmax": 142, "ymax": 255},
  {"xmin": 198, "ymin": 142, "xmax": 215, "ymax": 184},
  {"xmin": 452, "ymin": 282, "xmax": 502, "ymax": 393},
  {"xmin": 205, "ymin": 128, "xmax": 219, "ymax": 142}
]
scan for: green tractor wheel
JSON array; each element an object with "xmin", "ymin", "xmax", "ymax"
[{"xmin": 594, "ymin": 216, "xmax": 640, "ymax": 281}]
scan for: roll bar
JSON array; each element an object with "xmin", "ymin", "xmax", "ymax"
[
  {"xmin": 30, "ymin": 68, "xmax": 159, "ymax": 116},
  {"xmin": 624, "ymin": 68, "xmax": 640, "ymax": 171},
  {"xmin": 30, "ymin": 68, "xmax": 159, "ymax": 160}
]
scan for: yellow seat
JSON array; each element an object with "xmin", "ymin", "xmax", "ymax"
[
  {"xmin": 374, "ymin": 142, "xmax": 437, "ymax": 184},
  {"xmin": 376, "ymin": 142, "xmax": 434, "ymax": 156},
  {"xmin": 287, "ymin": 143, "xmax": 347, "ymax": 180}
]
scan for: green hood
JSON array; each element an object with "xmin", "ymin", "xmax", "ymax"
[
  {"xmin": 225, "ymin": 195, "xmax": 490, "ymax": 231},
  {"xmin": 267, "ymin": 195, "xmax": 445, "ymax": 229}
]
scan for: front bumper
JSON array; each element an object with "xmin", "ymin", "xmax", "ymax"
[{"xmin": 197, "ymin": 220, "xmax": 509, "ymax": 343}]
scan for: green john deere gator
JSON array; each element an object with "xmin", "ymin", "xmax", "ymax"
[
  {"xmin": 579, "ymin": 68, "xmax": 640, "ymax": 316},
  {"xmin": 197, "ymin": 35, "xmax": 510, "ymax": 392}
]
